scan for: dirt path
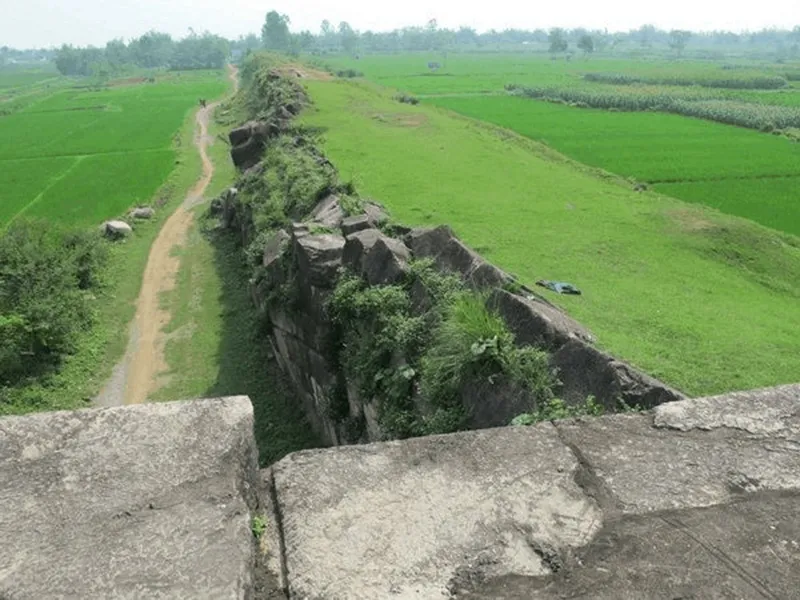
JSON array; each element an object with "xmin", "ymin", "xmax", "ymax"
[{"xmin": 96, "ymin": 65, "xmax": 238, "ymax": 407}]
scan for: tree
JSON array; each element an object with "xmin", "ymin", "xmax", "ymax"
[
  {"xmin": 577, "ymin": 34, "xmax": 594, "ymax": 57},
  {"xmin": 637, "ymin": 24, "xmax": 656, "ymax": 48},
  {"xmin": 262, "ymin": 11, "xmax": 291, "ymax": 51},
  {"xmin": 105, "ymin": 39, "xmax": 129, "ymax": 69},
  {"xmin": 339, "ymin": 21, "xmax": 358, "ymax": 55},
  {"xmin": 548, "ymin": 28, "xmax": 568, "ymax": 55},
  {"xmin": 129, "ymin": 31, "xmax": 174, "ymax": 68},
  {"xmin": 669, "ymin": 30, "xmax": 692, "ymax": 57},
  {"xmin": 170, "ymin": 32, "xmax": 229, "ymax": 69}
]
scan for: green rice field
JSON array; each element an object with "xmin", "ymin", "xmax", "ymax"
[{"xmin": 0, "ymin": 69, "xmax": 228, "ymax": 226}]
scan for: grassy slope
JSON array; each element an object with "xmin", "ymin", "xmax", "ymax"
[
  {"xmin": 0, "ymin": 74, "xmax": 233, "ymax": 416},
  {"xmin": 300, "ymin": 78, "xmax": 800, "ymax": 397},
  {"xmin": 151, "ymin": 99, "xmax": 320, "ymax": 465}
]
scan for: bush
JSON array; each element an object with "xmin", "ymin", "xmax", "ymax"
[
  {"xmin": 395, "ymin": 93, "xmax": 420, "ymax": 105},
  {"xmin": 0, "ymin": 220, "xmax": 108, "ymax": 386},
  {"xmin": 335, "ymin": 68, "xmax": 363, "ymax": 78}
]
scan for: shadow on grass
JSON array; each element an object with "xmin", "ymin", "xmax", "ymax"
[{"xmin": 204, "ymin": 226, "xmax": 322, "ymax": 466}]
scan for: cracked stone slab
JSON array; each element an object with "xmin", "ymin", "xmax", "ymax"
[
  {"xmin": 556, "ymin": 389, "xmax": 800, "ymax": 514},
  {"xmin": 653, "ymin": 383, "xmax": 800, "ymax": 435},
  {"xmin": 272, "ymin": 424, "xmax": 602, "ymax": 600},
  {"xmin": 460, "ymin": 491, "xmax": 800, "ymax": 599},
  {"xmin": 0, "ymin": 397, "xmax": 260, "ymax": 599}
]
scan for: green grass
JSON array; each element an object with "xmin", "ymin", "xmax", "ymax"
[
  {"xmin": 0, "ymin": 74, "xmax": 235, "ymax": 416},
  {"xmin": 0, "ymin": 70, "xmax": 228, "ymax": 227},
  {"xmin": 299, "ymin": 78, "xmax": 800, "ymax": 397}
]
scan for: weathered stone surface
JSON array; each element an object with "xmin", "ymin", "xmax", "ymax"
[
  {"xmin": 461, "ymin": 493, "xmax": 800, "ymax": 599},
  {"xmin": 363, "ymin": 201, "xmax": 389, "ymax": 225},
  {"xmin": 489, "ymin": 289, "xmax": 594, "ymax": 350},
  {"xmin": 229, "ymin": 120, "xmax": 270, "ymax": 146},
  {"xmin": 104, "ymin": 219, "xmax": 132, "ymax": 238},
  {"xmin": 230, "ymin": 121, "xmax": 275, "ymax": 170},
  {"xmin": 272, "ymin": 425, "xmax": 601, "ymax": 599},
  {"xmin": 309, "ymin": 194, "xmax": 344, "ymax": 229},
  {"xmin": 342, "ymin": 229, "xmax": 411, "ymax": 285},
  {"xmin": 460, "ymin": 376, "xmax": 536, "ymax": 429},
  {"xmin": 551, "ymin": 339, "xmax": 684, "ymax": 410},
  {"xmin": 293, "ymin": 233, "xmax": 345, "ymax": 289},
  {"xmin": 262, "ymin": 229, "xmax": 290, "ymax": 269},
  {"xmin": 0, "ymin": 397, "xmax": 260, "ymax": 599},
  {"xmin": 556, "ymin": 386, "xmax": 800, "ymax": 514},
  {"xmin": 130, "ymin": 206, "xmax": 154, "ymax": 219},
  {"xmin": 340, "ymin": 213, "xmax": 372, "ymax": 236},
  {"xmin": 407, "ymin": 226, "xmax": 512, "ymax": 289}
]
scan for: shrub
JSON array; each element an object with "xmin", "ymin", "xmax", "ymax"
[
  {"xmin": 335, "ymin": 68, "xmax": 363, "ymax": 78},
  {"xmin": 395, "ymin": 93, "xmax": 420, "ymax": 105},
  {"xmin": 511, "ymin": 396, "xmax": 603, "ymax": 426},
  {"xmin": 0, "ymin": 220, "xmax": 108, "ymax": 386}
]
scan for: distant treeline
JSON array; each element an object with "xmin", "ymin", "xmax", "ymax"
[
  {"xmin": 249, "ymin": 14, "xmax": 800, "ymax": 59},
  {"xmin": 52, "ymin": 31, "xmax": 230, "ymax": 77}
]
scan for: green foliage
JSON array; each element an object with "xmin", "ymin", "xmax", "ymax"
[
  {"xmin": 336, "ymin": 69, "xmax": 363, "ymax": 78},
  {"xmin": 238, "ymin": 52, "xmax": 307, "ymax": 122},
  {"xmin": 511, "ymin": 396, "xmax": 604, "ymax": 426},
  {"xmin": 251, "ymin": 515, "xmax": 267, "ymax": 539},
  {"xmin": 236, "ymin": 133, "xmax": 338, "ymax": 246},
  {"xmin": 262, "ymin": 11, "xmax": 292, "ymax": 52},
  {"xmin": 584, "ymin": 72, "xmax": 788, "ymax": 90},
  {"xmin": 508, "ymin": 84, "xmax": 800, "ymax": 131},
  {"xmin": 0, "ymin": 220, "xmax": 108, "ymax": 386}
]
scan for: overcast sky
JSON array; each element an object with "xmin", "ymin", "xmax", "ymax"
[{"xmin": 3, "ymin": 0, "xmax": 798, "ymax": 48}]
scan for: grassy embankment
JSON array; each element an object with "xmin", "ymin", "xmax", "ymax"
[
  {"xmin": 0, "ymin": 72, "xmax": 230, "ymax": 415},
  {"xmin": 298, "ymin": 77, "xmax": 800, "ymax": 397}
]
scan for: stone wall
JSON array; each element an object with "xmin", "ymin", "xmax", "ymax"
[{"xmin": 219, "ymin": 188, "xmax": 683, "ymax": 446}]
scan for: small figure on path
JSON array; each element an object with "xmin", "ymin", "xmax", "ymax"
[{"xmin": 199, "ymin": 98, "xmax": 207, "ymax": 108}]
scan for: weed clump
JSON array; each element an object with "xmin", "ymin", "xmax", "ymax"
[{"xmin": 328, "ymin": 261, "xmax": 558, "ymax": 439}]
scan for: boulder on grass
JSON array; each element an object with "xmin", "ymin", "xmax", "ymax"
[
  {"xmin": 130, "ymin": 207, "xmax": 154, "ymax": 220},
  {"xmin": 104, "ymin": 220, "xmax": 132, "ymax": 239}
]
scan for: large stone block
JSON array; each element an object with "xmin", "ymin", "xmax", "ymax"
[
  {"xmin": 551, "ymin": 339, "xmax": 684, "ymax": 410},
  {"xmin": 489, "ymin": 289, "xmax": 594, "ymax": 350},
  {"xmin": 342, "ymin": 229, "xmax": 411, "ymax": 285},
  {"xmin": 272, "ymin": 425, "xmax": 601, "ymax": 599},
  {"xmin": 293, "ymin": 232, "xmax": 345, "ymax": 289},
  {"xmin": 0, "ymin": 398, "xmax": 260, "ymax": 599}
]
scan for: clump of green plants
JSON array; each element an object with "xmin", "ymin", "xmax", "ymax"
[
  {"xmin": 251, "ymin": 515, "xmax": 268, "ymax": 539},
  {"xmin": 0, "ymin": 219, "xmax": 108, "ymax": 390},
  {"xmin": 395, "ymin": 93, "xmax": 420, "ymax": 105},
  {"xmin": 336, "ymin": 68, "xmax": 363, "ymax": 78},
  {"xmin": 507, "ymin": 84, "xmax": 800, "ymax": 132},
  {"xmin": 328, "ymin": 260, "xmax": 558, "ymax": 439},
  {"xmin": 584, "ymin": 72, "xmax": 788, "ymax": 90},
  {"xmin": 511, "ymin": 396, "xmax": 604, "ymax": 426}
]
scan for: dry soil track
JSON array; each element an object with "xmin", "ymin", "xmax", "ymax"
[{"xmin": 96, "ymin": 65, "xmax": 238, "ymax": 407}]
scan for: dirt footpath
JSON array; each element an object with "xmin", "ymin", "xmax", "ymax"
[{"xmin": 96, "ymin": 65, "xmax": 238, "ymax": 407}]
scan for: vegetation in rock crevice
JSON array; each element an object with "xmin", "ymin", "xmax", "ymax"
[{"xmin": 327, "ymin": 261, "xmax": 558, "ymax": 439}]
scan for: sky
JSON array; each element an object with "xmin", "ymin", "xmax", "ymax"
[{"xmin": 2, "ymin": 0, "xmax": 798, "ymax": 48}]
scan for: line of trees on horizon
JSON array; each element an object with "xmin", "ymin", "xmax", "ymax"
[
  {"xmin": 49, "ymin": 30, "xmax": 230, "ymax": 77},
  {"xmin": 249, "ymin": 13, "xmax": 800, "ymax": 60}
]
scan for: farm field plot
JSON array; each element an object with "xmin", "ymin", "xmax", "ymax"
[
  {"xmin": 0, "ymin": 69, "xmax": 228, "ymax": 227},
  {"xmin": 300, "ymin": 78, "xmax": 800, "ymax": 397},
  {"xmin": 428, "ymin": 94, "xmax": 800, "ymax": 236}
]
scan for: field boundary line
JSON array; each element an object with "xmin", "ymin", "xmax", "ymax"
[{"xmin": 4, "ymin": 155, "xmax": 86, "ymax": 228}]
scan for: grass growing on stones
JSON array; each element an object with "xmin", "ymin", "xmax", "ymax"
[{"xmin": 300, "ymin": 78, "xmax": 800, "ymax": 397}]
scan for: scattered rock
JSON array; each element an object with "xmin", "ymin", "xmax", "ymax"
[
  {"xmin": 633, "ymin": 183, "xmax": 648, "ymax": 192},
  {"xmin": 263, "ymin": 229, "xmax": 291, "ymax": 269},
  {"xmin": 130, "ymin": 207, "xmax": 154, "ymax": 220},
  {"xmin": 342, "ymin": 229, "xmax": 410, "ymax": 285},
  {"xmin": 230, "ymin": 121, "xmax": 276, "ymax": 170},
  {"xmin": 104, "ymin": 220, "xmax": 132, "ymax": 239}
]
